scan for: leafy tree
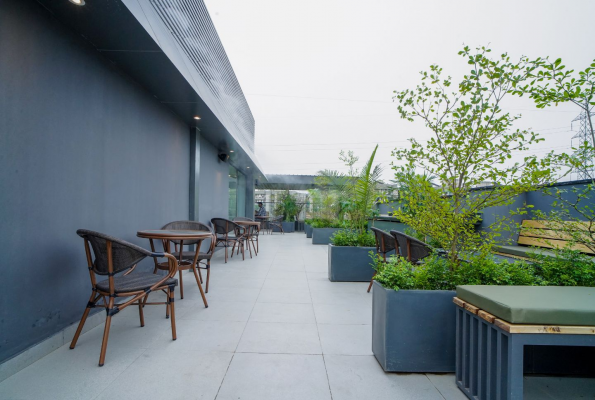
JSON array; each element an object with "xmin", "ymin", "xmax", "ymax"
[
  {"xmin": 317, "ymin": 145, "xmax": 384, "ymax": 235},
  {"xmin": 392, "ymin": 46, "xmax": 557, "ymax": 266},
  {"xmin": 274, "ymin": 191, "xmax": 299, "ymax": 222},
  {"xmin": 513, "ymin": 56, "xmax": 595, "ymax": 253}
]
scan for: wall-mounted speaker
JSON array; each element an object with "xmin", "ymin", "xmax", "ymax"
[{"xmin": 218, "ymin": 152, "xmax": 229, "ymax": 162}]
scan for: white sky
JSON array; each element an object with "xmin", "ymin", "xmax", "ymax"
[{"xmin": 204, "ymin": 0, "xmax": 595, "ymax": 181}]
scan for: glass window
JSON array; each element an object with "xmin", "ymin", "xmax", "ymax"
[{"xmin": 228, "ymin": 165, "xmax": 237, "ymax": 220}]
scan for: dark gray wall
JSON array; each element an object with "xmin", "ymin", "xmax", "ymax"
[
  {"xmin": 198, "ymin": 136, "xmax": 229, "ymax": 223},
  {"xmin": 0, "ymin": 1, "xmax": 190, "ymax": 362}
]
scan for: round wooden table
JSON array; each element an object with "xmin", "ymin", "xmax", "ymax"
[
  {"xmin": 234, "ymin": 221, "xmax": 261, "ymax": 255},
  {"xmin": 137, "ymin": 229, "xmax": 213, "ymax": 308}
]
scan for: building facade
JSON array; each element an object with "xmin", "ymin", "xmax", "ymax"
[{"xmin": 0, "ymin": 0, "xmax": 262, "ymax": 365}]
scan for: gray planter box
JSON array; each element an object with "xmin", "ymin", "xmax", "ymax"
[
  {"xmin": 305, "ymin": 223, "xmax": 313, "ymax": 238},
  {"xmin": 312, "ymin": 228, "xmax": 341, "ymax": 245},
  {"xmin": 271, "ymin": 221, "xmax": 295, "ymax": 233},
  {"xmin": 328, "ymin": 244, "xmax": 377, "ymax": 282},
  {"xmin": 372, "ymin": 281, "xmax": 456, "ymax": 372}
]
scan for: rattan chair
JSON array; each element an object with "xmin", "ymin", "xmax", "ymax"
[
  {"xmin": 390, "ymin": 230, "xmax": 433, "ymax": 263},
  {"xmin": 269, "ymin": 216, "xmax": 284, "ymax": 234},
  {"xmin": 71, "ymin": 229, "xmax": 178, "ymax": 366},
  {"xmin": 211, "ymin": 218, "xmax": 250, "ymax": 263},
  {"xmin": 368, "ymin": 227, "xmax": 398, "ymax": 293},
  {"xmin": 234, "ymin": 217, "xmax": 260, "ymax": 255},
  {"xmin": 160, "ymin": 221, "xmax": 215, "ymax": 294}
]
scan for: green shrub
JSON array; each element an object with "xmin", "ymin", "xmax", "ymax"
[
  {"xmin": 330, "ymin": 229, "xmax": 376, "ymax": 247},
  {"xmin": 373, "ymin": 250, "xmax": 595, "ymax": 291},
  {"xmin": 529, "ymin": 249, "xmax": 595, "ymax": 287},
  {"xmin": 310, "ymin": 219, "xmax": 343, "ymax": 229}
]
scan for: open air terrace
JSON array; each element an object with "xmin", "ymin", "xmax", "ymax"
[
  {"xmin": 2, "ymin": 0, "xmax": 595, "ymax": 399},
  {"xmin": 1, "ymin": 233, "xmax": 593, "ymax": 400}
]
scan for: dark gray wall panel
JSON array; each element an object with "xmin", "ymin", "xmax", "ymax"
[
  {"xmin": 0, "ymin": 0, "xmax": 189, "ymax": 362},
  {"xmin": 198, "ymin": 136, "xmax": 229, "ymax": 223}
]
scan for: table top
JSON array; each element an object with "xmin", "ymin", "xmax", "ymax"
[
  {"xmin": 137, "ymin": 230, "xmax": 213, "ymax": 240},
  {"xmin": 235, "ymin": 220, "xmax": 261, "ymax": 226}
]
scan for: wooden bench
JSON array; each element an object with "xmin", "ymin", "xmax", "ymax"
[{"xmin": 492, "ymin": 219, "xmax": 594, "ymax": 259}]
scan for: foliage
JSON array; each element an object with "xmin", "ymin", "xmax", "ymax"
[
  {"xmin": 403, "ymin": 227, "xmax": 442, "ymax": 249},
  {"xmin": 274, "ymin": 191, "xmax": 301, "ymax": 222},
  {"xmin": 330, "ymin": 229, "xmax": 376, "ymax": 247},
  {"xmin": 529, "ymin": 249, "xmax": 595, "ymax": 287},
  {"xmin": 309, "ymin": 219, "xmax": 344, "ymax": 229},
  {"xmin": 373, "ymin": 248, "xmax": 595, "ymax": 291},
  {"xmin": 513, "ymin": 56, "xmax": 595, "ymax": 254},
  {"xmin": 317, "ymin": 145, "xmax": 384, "ymax": 235},
  {"xmin": 392, "ymin": 46, "xmax": 557, "ymax": 267}
]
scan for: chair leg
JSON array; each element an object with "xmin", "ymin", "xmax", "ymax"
[
  {"xmin": 138, "ymin": 298, "xmax": 145, "ymax": 327},
  {"xmin": 70, "ymin": 292, "xmax": 97, "ymax": 349},
  {"xmin": 231, "ymin": 242, "xmax": 236, "ymax": 258},
  {"xmin": 197, "ymin": 266, "xmax": 203, "ymax": 284},
  {"xmin": 224, "ymin": 244, "xmax": 228, "ymax": 263},
  {"xmin": 178, "ymin": 269, "xmax": 184, "ymax": 299},
  {"xmin": 191, "ymin": 264, "xmax": 209, "ymax": 308},
  {"xmin": 246, "ymin": 239, "xmax": 252, "ymax": 259},
  {"xmin": 98, "ymin": 297, "xmax": 115, "ymax": 367},
  {"xmin": 206, "ymin": 262, "xmax": 211, "ymax": 293},
  {"xmin": 367, "ymin": 272, "xmax": 377, "ymax": 293},
  {"xmin": 168, "ymin": 287, "xmax": 177, "ymax": 340}
]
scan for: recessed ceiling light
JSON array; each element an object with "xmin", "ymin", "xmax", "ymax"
[
  {"xmin": 247, "ymin": 166, "xmax": 250, "ymax": 169},
  {"xmin": 69, "ymin": 0, "xmax": 85, "ymax": 5},
  {"xmin": 193, "ymin": 116, "xmax": 201, "ymax": 120},
  {"xmin": 230, "ymin": 150, "xmax": 234, "ymax": 153}
]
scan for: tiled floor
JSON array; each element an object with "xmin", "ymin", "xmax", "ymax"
[{"xmin": 1, "ymin": 233, "xmax": 594, "ymax": 399}]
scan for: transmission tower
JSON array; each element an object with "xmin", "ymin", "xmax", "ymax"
[{"xmin": 570, "ymin": 99, "xmax": 595, "ymax": 180}]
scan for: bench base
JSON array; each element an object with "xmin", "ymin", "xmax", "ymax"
[{"xmin": 455, "ymin": 299, "xmax": 595, "ymax": 400}]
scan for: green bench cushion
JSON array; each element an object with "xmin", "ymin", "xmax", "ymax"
[
  {"xmin": 492, "ymin": 244, "xmax": 557, "ymax": 259},
  {"xmin": 456, "ymin": 285, "xmax": 595, "ymax": 326}
]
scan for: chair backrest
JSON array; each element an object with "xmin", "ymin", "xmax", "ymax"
[
  {"xmin": 271, "ymin": 216, "xmax": 283, "ymax": 223},
  {"xmin": 161, "ymin": 220, "xmax": 212, "ymax": 245},
  {"xmin": 211, "ymin": 218, "xmax": 239, "ymax": 235},
  {"xmin": 370, "ymin": 227, "xmax": 398, "ymax": 259},
  {"xmin": 390, "ymin": 230, "xmax": 432, "ymax": 263},
  {"xmin": 77, "ymin": 229, "xmax": 151, "ymax": 275},
  {"xmin": 234, "ymin": 217, "xmax": 254, "ymax": 222}
]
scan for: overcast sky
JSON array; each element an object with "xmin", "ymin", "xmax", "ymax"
[{"xmin": 204, "ymin": 0, "xmax": 595, "ymax": 181}]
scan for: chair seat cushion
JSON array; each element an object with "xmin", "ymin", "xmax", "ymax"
[
  {"xmin": 96, "ymin": 273, "xmax": 177, "ymax": 293},
  {"xmin": 177, "ymin": 251, "xmax": 212, "ymax": 260}
]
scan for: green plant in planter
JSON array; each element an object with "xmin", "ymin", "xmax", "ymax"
[
  {"xmin": 274, "ymin": 191, "xmax": 300, "ymax": 222},
  {"xmin": 310, "ymin": 219, "xmax": 343, "ymax": 229},
  {"xmin": 528, "ymin": 249, "xmax": 595, "ymax": 287},
  {"xmin": 330, "ymin": 229, "xmax": 376, "ymax": 247},
  {"xmin": 317, "ymin": 145, "xmax": 384, "ymax": 235},
  {"xmin": 392, "ymin": 45, "xmax": 558, "ymax": 267}
]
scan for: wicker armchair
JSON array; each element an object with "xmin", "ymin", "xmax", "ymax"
[
  {"xmin": 161, "ymin": 221, "xmax": 215, "ymax": 294},
  {"xmin": 368, "ymin": 227, "xmax": 398, "ymax": 293},
  {"xmin": 71, "ymin": 230, "xmax": 178, "ymax": 366},
  {"xmin": 211, "ymin": 218, "xmax": 250, "ymax": 262},
  {"xmin": 390, "ymin": 230, "xmax": 433, "ymax": 263},
  {"xmin": 269, "ymin": 216, "xmax": 284, "ymax": 234}
]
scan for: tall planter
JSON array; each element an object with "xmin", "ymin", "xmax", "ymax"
[
  {"xmin": 372, "ymin": 281, "xmax": 456, "ymax": 372},
  {"xmin": 312, "ymin": 228, "xmax": 341, "ymax": 245},
  {"xmin": 281, "ymin": 221, "xmax": 295, "ymax": 233},
  {"xmin": 328, "ymin": 244, "xmax": 376, "ymax": 281},
  {"xmin": 305, "ymin": 223, "xmax": 313, "ymax": 238}
]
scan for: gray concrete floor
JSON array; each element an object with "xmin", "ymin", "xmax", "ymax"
[{"xmin": 1, "ymin": 233, "xmax": 593, "ymax": 399}]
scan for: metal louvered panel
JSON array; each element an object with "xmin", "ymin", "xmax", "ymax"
[{"xmin": 150, "ymin": 0, "xmax": 255, "ymax": 153}]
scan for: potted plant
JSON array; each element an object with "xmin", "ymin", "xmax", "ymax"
[
  {"xmin": 273, "ymin": 191, "xmax": 299, "ymax": 233},
  {"xmin": 328, "ymin": 229, "xmax": 378, "ymax": 281},
  {"xmin": 372, "ymin": 46, "xmax": 562, "ymax": 372},
  {"xmin": 304, "ymin": 218, "xmax": 314, "ymax": 238},
  {"xmin": 310, "ymin": 219, "xmax": 343, "ymax": 244}
]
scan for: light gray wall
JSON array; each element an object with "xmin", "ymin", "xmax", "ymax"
[{"xmin": 0, "ymin": 0, "xmax": 190, "ymax": 363}]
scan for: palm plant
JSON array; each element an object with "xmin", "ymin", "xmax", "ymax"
[{"xmin": 316, "ymin": 145, "xmax": 384, "ymax": 235}]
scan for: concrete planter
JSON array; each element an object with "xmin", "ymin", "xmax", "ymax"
[
  {"xmin": 311, "ymin": 228, "xmax": 341, "ymax": 245},
  {"xmin": 372, "ymin": 281, "xmax": 456, "ymax": 372},
  {"xmin": 271, "ymin": 221, "xmax": 296, "ymax": 233},
  {"xmin": 282, "ymin": 221, "xmax": 295, "ymax": 233},
  {"xmin": 305, "ymin": 223, "xmax": 313, "ymax": 238},
  {"xmin": 328, "ymin": 244, "xmax": 376, "ymax": 282}
]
